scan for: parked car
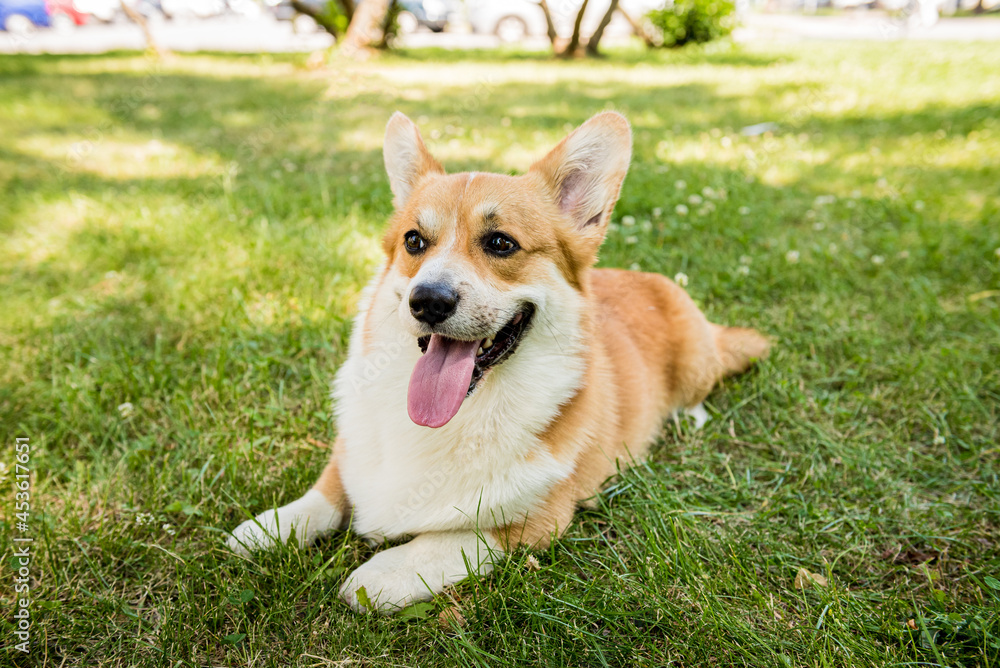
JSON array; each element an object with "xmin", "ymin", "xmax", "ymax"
[
  {"xmin": 397, "ymin": 0, "xmax": 459, "ymax": 33},
  {"xmin": 0, "ymin": 0, "xmax": 50, "ymax": 32},
  {"xmin": 467, "ymin": 0, "xmax": 663, "ymax": 42},
  {"xmin": 72, "ymin": 0, "xmax": 117, "ymax": 21},
  {"xmin": 46, "ymin": 0, "xmax": 89, "ymax": 29},
  {"xmin": 160, "ymin": 0, "xmax": 225, "ymax": 18}
]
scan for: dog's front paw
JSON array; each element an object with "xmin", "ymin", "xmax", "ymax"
[
  {"xmin": 338, "ymin": 532, "xmax": 500, "ymax": 614},
  {"xmin": 339, "ymin": 551, "xmax": 433, "ymax": 614},
  {"xmin": 227, "ymin": 508, "xmax": 286, "ymax": 555},
  {"xmin": 227, "ymin": 489, "xmax": 341, "ymax": 556}
]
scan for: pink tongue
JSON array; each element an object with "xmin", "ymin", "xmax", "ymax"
[{"xmin": 407, "ymin": 334, "xmax": 479, "ymax": 428}]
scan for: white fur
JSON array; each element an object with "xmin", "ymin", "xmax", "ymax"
[
  {"xmin": 228, "ymin": 112, "xmax": 637, "ymax": 613},
  {"xmin": 685, "ymin": 403, "xmax": 710, "ymax": 430},
  {"xmin": 227, "ymin": 489, "xmax": 342, "ymax": 555},
  {"xmin": 340, "ymin": 531, "xmax": 500, "ymax": 613},
  {"xmin": 334, "ymin": 260, "xmax": 586, "ymax": 540}
]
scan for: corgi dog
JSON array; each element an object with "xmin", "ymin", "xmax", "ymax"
[{"xmin": 228, "ymin": 111, "xmax": 769, "ymax": 613}]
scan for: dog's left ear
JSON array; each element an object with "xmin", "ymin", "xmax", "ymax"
[
  {"xmin": 384, "ymin": 112, "xmax": 445, "ymax": 209},
  {"xmin": 529, "ymin": 111, "xmax": 632, "ymax": 241}
]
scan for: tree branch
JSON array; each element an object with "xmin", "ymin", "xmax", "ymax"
[
  {"xmin": 537, "ymin": 0, "xmax": 560, "ymax": 53},
  {"xmin": 291, "ymin": 0, "xmax": 342, "ymax": 38},
  {"xmin": 617, "ymin": 4, "xmax": 656, "ymax": 48},
  {"xmin": 120, "ymin": 1, "xmax": 169, "ymax": 58},
  {"xmin": 561, "ymin": 0, "xmax": 590, "ymax": 58},
  {"xmin": 586, "ymin": 0, "xmax": 619, "ymax": 56}
]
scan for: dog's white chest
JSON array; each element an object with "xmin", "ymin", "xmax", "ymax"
[
  {"xmin": 331, "ymin": 267, "xmax": 586, "ymax": 539},
  {"xmin": 334, "ymin": 349, "xmax": 576, "ymax": 538}
]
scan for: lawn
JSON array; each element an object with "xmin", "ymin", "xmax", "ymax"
[{"xmin": 1, "ymin": 40, "xmax": 999, "ymax": 667}]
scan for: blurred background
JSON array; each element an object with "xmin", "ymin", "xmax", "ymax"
[{"xmin": 1, "ymin": 0, "xmax": 998, "ymax": 53}]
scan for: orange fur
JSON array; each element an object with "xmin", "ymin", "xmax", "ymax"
[{"xmin": 322, "ymin": 113, "xmax": 770, "ymax": 550}]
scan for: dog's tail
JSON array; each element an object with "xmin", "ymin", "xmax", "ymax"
[{"xmin": 711, "ymin": 324, "xmax": 771, "ymax": 377}]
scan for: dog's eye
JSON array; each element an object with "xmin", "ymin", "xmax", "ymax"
[
  {"xmin": 485, "ymin": 232, "xmax": 519, "ymax": 256},
  {"xmin": 403, "ymin": 230, "xmax": 426, "ymax": 254}
]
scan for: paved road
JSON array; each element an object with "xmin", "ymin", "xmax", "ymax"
[
  {"xmin": 1, "ymin": 11, "xmax": 998, "ymax": 55},
  {"xmin": 0, "ymin": 15, "xmax": 334, "ymax": 54},
  {"xmin": 739, "ymin": 11, "xmax": 1000, "ymax": 41}
]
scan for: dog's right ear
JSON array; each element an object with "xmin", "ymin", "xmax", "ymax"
[
  {"xmin": 529, "ymin": 111, "xmax": 632, "ymax": 245},
  {"xmin": 383, "ymin": 112, "xmax": 445, "ymax": 209}
]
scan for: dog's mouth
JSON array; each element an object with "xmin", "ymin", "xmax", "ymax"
[{"xmin": 407, "ymin": 304, "xmax": 535, "ymax": 429}]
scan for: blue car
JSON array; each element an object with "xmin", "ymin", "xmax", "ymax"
[{"xmin": 0, "ymin": 0, "xmax": 50, "ymax": 32}]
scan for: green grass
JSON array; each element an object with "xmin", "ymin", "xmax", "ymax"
[{"xmin": 1, "ymin": 41, "xmax": 999, "ymax": 667}]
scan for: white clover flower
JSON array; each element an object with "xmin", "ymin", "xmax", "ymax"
[
  {"xmin": 914, "ymin": 200, "xmax": 925, "ymax": 211},
  {"xmin": 898, "ymin": 250, "xmax": 910, "ymax": 259},
  {"xmin": 814, "ymin": 195, "xmax": 835, "ymax": 206},
  {"xmin": 805, "ymin": 209, "xmax": 816, "ymax": 219},
  {"xmin": 674, "ymin": 179, "xmax": 687, "ymax": 190},
  {"xmin": 739, "ymin": 255, "xmax": 752, "ymax": 265},
  {"xmin": 641, "ymin": 220, "xmax": 653, "ymax": 232},
  {"xmin": 609, "ymin": 223, "xmax": 620, "ymax": 234},
  {"xmin": 674, "ymin": 272, "xmax": 689, "ymax": 287},
  {"xmin": 701, "ymin": 201, "xmax": 716, "ymax": 213},
  {"xmin": 629, "ymin": 262, "xmax": 642, "ymax": 271},
  {"xmin": 871, "ymin": 255, "xmax": 885, "ymax": 265},
  {"xmin": 846, "ymin": 200, "xmax": 857, "ymax": 209},
  {"xmin": 625, "ymin": 235, "xmax": 638, "ymax": 245},
  {"xmin": 675, "ymin": 204, "xmax": 689, "ymax": 216},
  {"xmin": 702, "ymin": 186, "xmax": 716, "ymax": 199},
  {"xmin": 813, "ymin": 222, "xmax": 825, "ymax": 231},
  {"xmin": 652, "ymin": 207, "xmax": 663, "ymax": 218},
  {"xmin": 738, "ymin": 206, "xmax": 750, "ymax": 215},
  {"xmin": 785, "ymin": 250, "xmax": 800, "ymax": 264},
  {"xmin": 994, "ymin": 247, "xmax": 1000, "ymax": 260},
  {"xmin": 688, "ymin": 194, "xmax": 703, "ymax": 205},
  {"xmin": 737, "ymin": 265, "xmax": 750, "ymax": 276},
  {"xmin": 117, "ymin": 402, "xmax": 135, "ymax": 419},
  {"xmin": 850, "ymin": 189, "xmax": 862, "ymax": 199},
  {"xmin": 622, "ymin": 215, "xmax": 636, "ymax": 226},
  {"xmin": 162, "ymin": 523, "xmax": 176, "ymax": 536},
  {"xmin": 828, "ymin": 243, "xmax": 838, "ymax": 254}
]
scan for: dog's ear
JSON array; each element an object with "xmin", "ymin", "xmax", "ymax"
[
  {"xmin": 383, "ymin": 112, "xmax": 445, "ymax": 209},
  {"xmin": 529, "ymin": 111, "xmax": 632, "ymax": 241}
]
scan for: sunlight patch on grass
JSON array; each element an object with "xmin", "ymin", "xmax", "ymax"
[{"xmin": 18, "ymin": 134, "xmax": 222, "ymax": 180}]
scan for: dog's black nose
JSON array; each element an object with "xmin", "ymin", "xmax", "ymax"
[{"xmin": 409, "ymin": 283, "xmax": 459, "ymax": 326}]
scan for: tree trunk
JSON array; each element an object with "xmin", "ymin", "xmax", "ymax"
[
  {"xmin": 617, "ymin": 4, "xmax": 656, "ymax": 48},
  {"xmin": 560, "ymin": 0, "xmax": 590, "ymax": 58},
  {"xmin": 376, "ymin": 0, "xmax": 399, "ymax": 49},
  {"xmin": 586, "ymin": 0, "xmax": 619, "ymax": 56},
  {"xmin": 340, "ymin": 0, "xmax": 390, "ymax": 57},
  {"xmin": 538, "ymin": 0, "xmax": 560, "ymax": 53},
  {"xmin": 120, "ymin": 1, "xmax": 169, "ymax": 58}
]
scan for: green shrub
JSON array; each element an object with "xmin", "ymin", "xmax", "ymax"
[{"xmin": 645, "ymin": 0, "xmax": 737, "ymax": 48}]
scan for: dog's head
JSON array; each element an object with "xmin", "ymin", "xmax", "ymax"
[{"xmin": 379, "ymin": 111, "xmax": 632, "ymax": 428}]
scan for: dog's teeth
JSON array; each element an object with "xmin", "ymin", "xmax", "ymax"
[
  {"xmin": 478, "ymin": 347, "xmax": 484, "ymax": 356},
  {"xmin": 484, "ymin": 337, "xmax": 493, "ymax": 349}
]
